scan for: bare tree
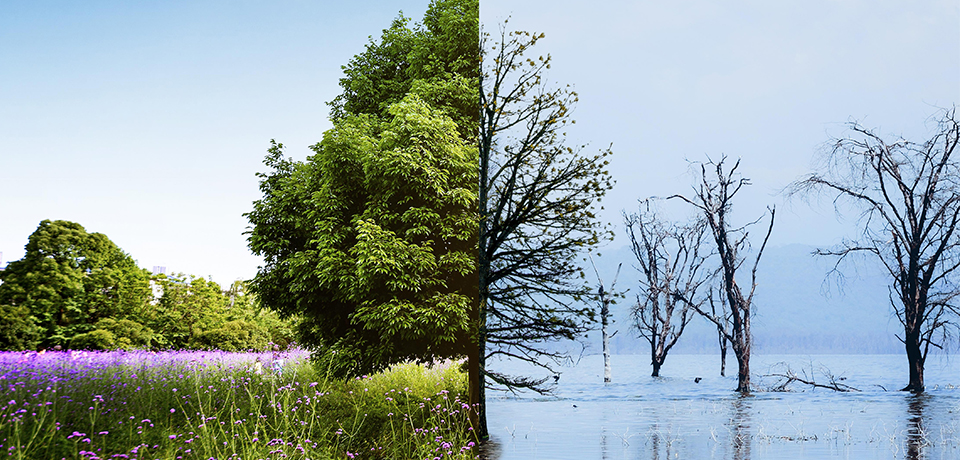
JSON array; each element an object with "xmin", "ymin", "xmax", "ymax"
[
  {"xmin": 589, "ymin": 256, "xmax": 621, "ymax": 383},
  {"xmin": 625, "ymin": 204, "xmax": 712, "ymax": 377},
  {"xmin": 671, "ymin": 157, "xmax": 775, "ymax": 392},
  {"xmin": 708, "ymin": 289, "xmax": 733, "ymax": 376},
  {"xmin": 789, "ymin": 109, "xmax": 960, "ymax": 392},
  {"xmin": 477, "ymin": 25, "xmax": 614, "ymax": 438}
]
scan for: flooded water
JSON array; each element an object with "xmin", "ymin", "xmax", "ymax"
[{"xmin": 484, "ymin": 354, "xmax": 960, "ymax": 459}]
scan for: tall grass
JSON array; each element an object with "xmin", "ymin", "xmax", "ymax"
[{"xmin": 0, "ymin": 349, "xmax": 477, "ymax": 459}]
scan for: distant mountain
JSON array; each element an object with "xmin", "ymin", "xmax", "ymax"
[{"xmin": 582, "ymin": 243, "xmax": 904, "ymax": 355}]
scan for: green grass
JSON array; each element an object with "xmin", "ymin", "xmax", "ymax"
[{"xmin": 0, "ymin": 350, "xmax": 478, "ymax": 459}]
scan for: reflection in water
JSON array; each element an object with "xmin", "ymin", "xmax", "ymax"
[
  {"xmin": 728, "ymin": 396, "xmax": 752, "ymax": 460},
  {"xmin": 905, "ymin": 393, "xmax": 929, "ymax": 460},
  {"xmin": 484, "ymin": 355, "xmax": 959, "ymax": 459},
  {"xmin": 479, "ymin": 435, "xmax": 501, "ymax": 460}
]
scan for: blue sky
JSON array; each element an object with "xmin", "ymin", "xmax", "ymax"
[
  {"xmin": 482, "ymin": 0, "xmax": 960, "ymax": 250},
  {"xmin": 1, "ymin": 0, "xmax": 432, "ymax": 284},
  {"xmin": 3, "ymin": 1, "xmax": 958, "ymax": 285}
]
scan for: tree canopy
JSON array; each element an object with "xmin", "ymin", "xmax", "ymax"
[
  {"xmin": 246, "ymin": 0, "xmax": 479, "ymax": 377},
  {"xmin": 0, "ymin": 220, "xmax": 295, "ymax": 352},
  {"xmin": 0, "ymin": 220, "xmax": 151, "ymax": 347}
]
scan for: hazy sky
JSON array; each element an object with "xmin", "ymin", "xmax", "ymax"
[
  {"xmin": 1, "ymin": 0, "xmax": 430, "ymax": 285},
  {"xmin": 482, "ymin": 0, "xmax": 960, "ymax": 250}
]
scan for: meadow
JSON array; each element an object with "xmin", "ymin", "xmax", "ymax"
[{"xmin": 0, "ymin": 349, "xmax": 477, "ymax": 460}]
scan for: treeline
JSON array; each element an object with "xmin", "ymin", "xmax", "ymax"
[{"xmin": 0, "ymin": 219, "xmax": 296, "ymax": 351}]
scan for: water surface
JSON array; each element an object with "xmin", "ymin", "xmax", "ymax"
[{"xmin": 484, "ymin": 354, "xmax": 960, "ymax": 459}]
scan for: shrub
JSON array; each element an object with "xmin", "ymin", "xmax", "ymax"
[
  {"xmin": 94, "ymin": 318, "xmax": 154, "ymax": 349},
  {"xmin": 69, "ymin": 328, "xmax": 116, "ymax": 350}
]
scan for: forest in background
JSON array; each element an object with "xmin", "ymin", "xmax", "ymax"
[{"xmin": 0, "ymin": 219, "xmax": 297, "ymax": 352}]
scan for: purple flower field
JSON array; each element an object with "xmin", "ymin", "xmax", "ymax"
[{"xmin": 0, "ymin": 349, "xmax": 477, "ymax": 460}]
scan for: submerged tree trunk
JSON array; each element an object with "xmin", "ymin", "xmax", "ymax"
[
  {"xmin": 602, "ymin": 310, "xmax": 612, "ymax": 383},
  {"xmin": 903, "ymin": 328, "xmax": 925, "ymax": 392},
  {"xmin": 719, "ymin": 328, "xmax": 727, "ymax": 377},
  {"xmin": 651, "ymin": 354, "xmax": 664, "ymax": 377},
  {"xmin": 591, "ymin": 258, "xmax": 620, "ymax": 384},
  {"xmin": 734, "ymin": 333, "xmax": 751, "ymax": 392}
]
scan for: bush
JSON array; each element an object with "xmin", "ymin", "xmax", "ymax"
[
  {"xmin": 95, "ymin": 318, "xmax": 154, "ymax": 349},
  {"xmin": 69, "ymin": 329, "xmax": 116, "ymax": 350}
]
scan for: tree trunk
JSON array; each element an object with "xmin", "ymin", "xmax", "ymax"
[
  {"xmin": 719, "ymin": 331, "xmax": 727, "ymax": 377},
  {"xmin": 735, "ymin": 352, "xmax": 750, "ymax": 392},
  {"xmin": 651, "ymin": 358, "xmax": 662, "ymax": 377},
  {"xmin": 602, "ymin": 313, "xmax": 612, "ymax": 383},
  {"xmin": 903, "ymin": 328, "xmax": 925, "ymax": 392},
  {"xmin": 475, "ymin": 290, "xmax": 489, "ymax": 440}
]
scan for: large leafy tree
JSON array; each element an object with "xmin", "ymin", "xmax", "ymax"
[
  {"xmin": 329, "ymin": 0, "xmax": 478, "ymax": 140},
  {"xmin": 478, "ymin": 26, "xmax": 614, "ymax": 438},
  {"xmin": 245, "ymin": 0, "xmax": 479, "ymax": 379},
  {"xmin": 248, "ymin": 97, "xmax": 476, "ymax": 375},
  {"xmin": 0, "ymin": 220, "xmax": 152, "ymax": 347}
]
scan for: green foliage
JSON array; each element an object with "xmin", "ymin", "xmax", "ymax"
[
  {"xmin": 145, "ymin": 273, "xmax": 230, "ymax": 349},
  {"xmin": 0, "ymin": 221, "xmax": 298, "ymax": 352},
  {"xmin": 0, "ymin": 220, "xmax": 152, "ymax": 347},
  {"xmin": 247, "ymin": 0, "xmax": 479, "ymax": 378},
  {"xmin": 0, "ymin": 304, "xmax": 41, "ymax": 351},
  {"xmin": 250, "ymin": 95, "xmax": 477, "ymax": 376},
  {"xmin": 329, "ymin": 0, "xmax": 478, "ymax": 141},
  {"xmin": 94, "ymin": 318, "xmax": 154, "ymax": 349},
  {"xmin": 143, "ymin": 275, "xmax": 296, "ymax": 351},
  {"xmin": 69, "ymin": 328, "xmax": 117, "ymax": 350},
  {"xmin": 191, "ymin": 320, "xmax": 269, "ymax": 352}
]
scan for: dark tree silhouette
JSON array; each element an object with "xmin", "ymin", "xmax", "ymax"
[
  {"xmin": 790, "ymin": 109, "xmax": 960, "ymax": 392},
  {"xmin": 478, "ymin": 25, "xmax": 614, "ymax": 438}
]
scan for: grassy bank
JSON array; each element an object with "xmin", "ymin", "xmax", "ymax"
[{"xmin": 0, "ymin": 349, "xmax": 477, "ymax": 459}]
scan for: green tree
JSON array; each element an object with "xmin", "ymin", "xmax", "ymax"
[
  {"xmin": 329, "ymin": 0, "xmax": 478, "ymax": 140},
  {"xmin": 192, "ymin": 320, "xmax": 270, "ymax": 352},
  {"xmin": 247, "ymin": 0, "xmax": 477, "ymax": 377},
  {"xmin": 0, "ymin": 220, "xmax": 152, "ymax": 347},
  {"xmin": 146, "ymin": 273, "xmax": 232, "ymax": 349},
  {"xmin": 247, "ymin": 94, "xmax": 477, "ymax": 376}
]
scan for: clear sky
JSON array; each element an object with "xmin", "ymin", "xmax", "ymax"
[
  {"xmin": 481, "ymin": 0, "xmax": 960, "ymax": 250},
  {"xmin": 1, "ymin": 0, "xmax": 433, "ymax": 285},
  {"xmin": 4, "ymin": 2, "xmax": 958, "ymax": 287}
]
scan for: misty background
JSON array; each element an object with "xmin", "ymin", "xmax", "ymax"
[{"xmin": 481, "ymin": 0, "xmax": 960, "ymax": 355}]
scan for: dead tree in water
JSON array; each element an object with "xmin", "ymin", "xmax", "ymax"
[
  {"xmin": 590, "ymin": 256, "xmax": 621, "ymax": 383},
  {"xmin": 789, "ymin": 109, "xmax": 960, "ymax": 393},
  {"xmin": 671, "ymin": 157, "xmax": 775, "ymax": 392},
  {"xmin": 766, "ymin": 363, "xmax": 861, "ymax": 392},
  {"xmin": 626, "ymin": 204, "xmax": 711, "ymax": 377},
  {"xmin": 707, "ymin": 289, "xmax": 732, "ymax": 376}
]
